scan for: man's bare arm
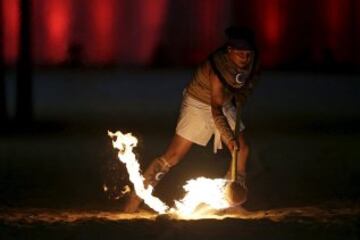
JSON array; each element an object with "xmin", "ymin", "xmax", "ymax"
[{"xmin": 209, "ymin": 69, "xmax": 237, "ymax": 151}]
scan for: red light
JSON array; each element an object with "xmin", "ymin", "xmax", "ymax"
[
  {"xmin": 325, "ymin": 0, "xmax": 351, "ymax": 61},
  {"xmin": 263, "ymin": 0, "xmax": 281, "ymax": 46},
  {"xmin": 3, "ymin": 0, "xmax": 19, "ymax": 64},
  {"xmin": 44, "ymin": 0, "xmax": 71, "ymax": 63},
  {"xmin": 125, "ymin": 0, "xmax": 168, "ymax": 65},
  {"xmin": 85, "ymin": 0, "xmax": 115, "ymax": 64}
]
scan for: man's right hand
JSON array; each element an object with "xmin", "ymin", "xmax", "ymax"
[{"xmin": 227, "ymin": 139, "xmax": 239, "ymax": 152}]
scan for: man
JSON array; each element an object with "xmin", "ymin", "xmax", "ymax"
[{"xmin": 123, "ymin": 26, "xmax": 260, "ymax": 212}]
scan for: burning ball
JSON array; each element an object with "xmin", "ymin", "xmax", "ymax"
[{"xmin": 225, "ymin": 181, "xmax": 247, "ymax": 206}]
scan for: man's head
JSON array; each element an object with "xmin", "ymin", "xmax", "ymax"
[
  {"xmin": 225, "ymin": 26, "xmax": 255, "ymax": 50},
  {"xmin": 225, "ymin": 26, "xmax": 256, "ymax": 68}
]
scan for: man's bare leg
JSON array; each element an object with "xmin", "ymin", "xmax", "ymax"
[
  {"xmin": 236, "ymin": 132, "xmax": 249, "ymax": 175},
  {"xmin": 123, "ymin": 134, "xmax": 193, "ymax": 213}
]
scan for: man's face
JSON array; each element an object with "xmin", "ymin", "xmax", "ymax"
[{"xmin": 227, "ymin": 47, "xmax": 253, "ymax": 68}]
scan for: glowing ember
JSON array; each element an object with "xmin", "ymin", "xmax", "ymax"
[{"xmin": 108, "ymin": 130, "xmax": 231, "ymax": 217}]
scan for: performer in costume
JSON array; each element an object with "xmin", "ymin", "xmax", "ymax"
[{"xmin": 123, "ymin": 26, "xmax": 260, "ymax": 212}]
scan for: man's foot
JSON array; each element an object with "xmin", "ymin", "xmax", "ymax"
[
  {"xmin": 235, "ymin": 173, "xmax": 247, "ymax": 191},
  {"xmin": 122, "ymin": 157, "xmax": 171, "ymax": 213},
  {"xmin": 122, "ymin": 192, "xmax": 143, "ymax": 213}
]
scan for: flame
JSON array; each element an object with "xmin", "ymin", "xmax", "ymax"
[
  {"xmin": 108, "ymin": 130, "xmax": 231, "ymax": 218},
  {"xmin": 172, "ymin": 177, "xmax": 230, "ymax": 218},
  {"xmin": 108, "ymin": 131, "xmax": 169, "ymax": 214}
]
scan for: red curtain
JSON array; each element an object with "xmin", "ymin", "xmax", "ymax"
[
  {"xmin": 3, "ymin": 0, "xmax": 19, "ymax": 64},
  {"xmin": 2, "ymin": 0, "xmax": 359, "ymax": 68},
  {"xmin": 324, "ymin": 0, "xmax": 352, "ymax": 62},
  {"xmin": 32, "ymin": 0, "xmax": 71, "ymax": 64},
  {"xmin": 119, "ymin": 0, "xmax": 168, "ymax": 65}
]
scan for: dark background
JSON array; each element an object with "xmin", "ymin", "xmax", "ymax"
[{"xmin": 0, "ymin": 1, "xmax": 359, "ymax": 239}]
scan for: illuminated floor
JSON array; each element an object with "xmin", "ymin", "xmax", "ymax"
[
  {"xmin": 1, "ymin": 203, "xmax": 359, "ymax": 223},
  {"xmin": 0, "ymin": 204, "xmax": 359, "ymax": 240},
  {"xmin": 1, "ymin": 70, "xmax": 359, "ymax": 239}
]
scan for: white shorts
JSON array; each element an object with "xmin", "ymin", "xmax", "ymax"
[{"xmin": 175, "ymin": 92, "xmax": 245, "ymax": 153}]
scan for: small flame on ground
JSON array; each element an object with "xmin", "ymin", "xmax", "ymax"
[{"xmin": 108, "ymin": 130, "xmax": 231, "ymax": 218}]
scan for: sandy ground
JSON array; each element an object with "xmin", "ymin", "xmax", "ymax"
[{"xmin": 0, "ymin": 69, "xmax": 359, "ymax": 239}]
